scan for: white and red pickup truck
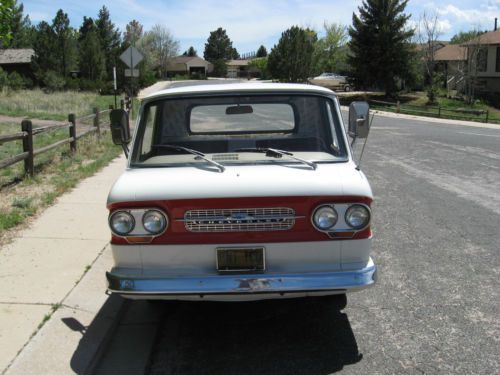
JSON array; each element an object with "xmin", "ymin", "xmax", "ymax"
[{"xmin": 106, "ymin": 82, "xmax": 376, "ymax": 301}]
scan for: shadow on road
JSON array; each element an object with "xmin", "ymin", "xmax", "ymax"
[
  {"xmin": 148, "ymin": 296, "xmax": 362, "ymax": 374},
  {"xmin": 66, "ymin": 294, "xmax": 125, "ymax": 374}
]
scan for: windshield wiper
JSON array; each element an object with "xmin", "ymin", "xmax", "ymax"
[
  {"xmin": 152, "ymin": 144, "xmax": 225, "ymax": 172},
  {"xmin": 235, "ymin": 147, "xmax": 317, "ymax": 170}
]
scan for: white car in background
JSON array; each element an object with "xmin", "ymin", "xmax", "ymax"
[
  {"xmin": 106, "ymin": 82, "xmax": 375, "ymax": 302},
  {"xmin": 309, "ymin": 73, "xmax": 351, "ymax": 91}
]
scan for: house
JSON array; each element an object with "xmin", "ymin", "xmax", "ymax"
[
  {"xmin": 0, "ymin": 48, "xmax": 34, "ymax": 77},
  {"xmin": 166, "ymin": 56, "xmax": 213, "ymax": 77},
  {"xmin": 226, "ymin": 59, "xmax": 261, "ymax": 78},
  {"xmin": 433, "ymin": 44, "xmax": 467, "ymax": 95},
  {"xmin": 463, "ymin": 29, "xmax": 500, "ymax": 93}
]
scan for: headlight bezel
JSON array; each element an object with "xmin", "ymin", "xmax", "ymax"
[
  {"xmin": 311, "ymin": 204, "xmax": 339, "ymax": 231},
  {"xmin": 344, "ymin": 204, "xmax": 371, "ymax": 230},
  {"xmin": 142, "ymin": 209, "xmax": 168, "ymax": 235},
  {"xmin": 109, "ymin": 210, "xmax": 136, "ymax": 236}
]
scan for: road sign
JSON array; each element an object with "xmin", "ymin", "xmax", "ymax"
[
  {"xmin": 124, "ymin": 69, "xmax": 139, "ymax": 77},
  {"xmin": 120, "ymin": 46, "xmax": 143, "ymax": 68}
]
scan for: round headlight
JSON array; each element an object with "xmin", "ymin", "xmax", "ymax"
[
  {"xmin": 312, "ymin": 205, "xmax": 338, "ymax": 230},
  {"xmin": 110, "ymin": 211, "xmax": 135, "ymax": 235},
  {"xmin": 345, "ymin": 204, "xmax": 370, "ymax": 229},
  {"xmin": 142, "ymin": 210, "xmax": 167, "ymax": 234}
]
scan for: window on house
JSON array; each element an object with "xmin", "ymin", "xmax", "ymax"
[
  {"xmin": 477, "ymin": 47, "xmax": 488, "ymax": 72},
  {"xmin": 496, "ymin": 46, "xmax": 500, "ymax": 72}
]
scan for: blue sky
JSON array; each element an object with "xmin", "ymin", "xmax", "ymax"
[{"xmin": 21, "ymin": 0, "xmax": 500, "ymax": 55}]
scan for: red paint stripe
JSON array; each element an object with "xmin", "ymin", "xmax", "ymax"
[{"xmin": 109, "ymin": 196, "xmax": 372, "ymax": 245}]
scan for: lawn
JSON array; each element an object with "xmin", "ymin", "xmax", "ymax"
[
  {"xmin": 369, "ymin": 92, "xmax": 500, "ymax": 124},
  {"xmin": 0, "ymin": 88, "xmax": 118, "ymax": 121},
  {"xmin": 0, "ymin": 123, "xmax": 122, "ymax": 239},
  {"xmin": 0, "ymin": 88, "xmax": 141, "ymax": 241}
]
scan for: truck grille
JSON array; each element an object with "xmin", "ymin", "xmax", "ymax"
[{"xmin": 184, "ymin": 207, "xmax": 296, "ymax": 232}]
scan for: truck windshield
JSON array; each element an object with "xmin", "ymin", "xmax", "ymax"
[{"xmin": 131, "ymin": 94, "xmax": 347, "ymax": 167}]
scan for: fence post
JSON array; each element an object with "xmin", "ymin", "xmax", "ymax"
[
  {"xmin": 93, "ymin": 107, "xmax": 100, "ymax": 137},
  {"xmin": 21, "ymin": 119, "xmax": 34, "ymax": 177},
  {"xmin": 438, "ymin": 107, "xmax": 441, "ymax": 118},
  {"xmin": 68, "ymin": 113, "xmax": 76, "ymax": 153},
  {"xmin": 396, "ymin": 101, "xmax": 400, "ymax": 113},
  {"xmin": 485, "ymin": 110, "xmax": 489, "ymax": 123}
]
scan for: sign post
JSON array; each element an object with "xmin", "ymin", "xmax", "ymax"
[{"xmin": 120, "ymin": 46, "xmax": 144, "ymax": 118}]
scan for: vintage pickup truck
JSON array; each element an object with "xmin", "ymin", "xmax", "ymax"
[{"xmin": 106, "ymin": 82, "xmax": 376, "ymax": 301}]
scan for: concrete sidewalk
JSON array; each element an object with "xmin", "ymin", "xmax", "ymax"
[{"xmin": 0, "ymin": 155, "xmax": 126, "ymax": 373}]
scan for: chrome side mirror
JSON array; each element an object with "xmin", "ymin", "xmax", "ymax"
[
  {"xmin": 348, "ymin": 101, "xmax": 370, "ymax": 139},
  {"xmin": 110, "ymin": 109, "xmax": 131, "ymax": 145}
]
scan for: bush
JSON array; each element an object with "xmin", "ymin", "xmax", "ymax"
[
  {"xmin": 8, "ymin": 72, "xmax": 25, "ymax": 90},
  {"xmin": 65, "ymin": 77, "xmax": 80, "ymax": 91},
  {"xmin": 22, "ymin": 76, "xmax": 34, "ymax": 89},
  {"xmin": 79, "ymin": 78, "xmax": 102, "ymax": 92},
  {"xmin": 212, "ymin": 59, "xmax": 227, "ymax": 77},
  {"xmin": 43, "ymin": 71, "xmax": 66, "ymax": 91},
  {"xmin": 0, "ymin": 67, "xmax": 8, "ymax": 89}
]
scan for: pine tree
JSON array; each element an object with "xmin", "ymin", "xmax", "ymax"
[
  {"xmin": 52, "ymin": 9, "xmax": 77, "ymax": 76},
  {"xmin": 203, "ymin": 28, "xmax": 238, "ymax": 62},
  {"xmin": 256, "ymin": 45, "xmax": 267, "ymax": 58},
  {"xmin": 5, "ymin": 1, "xmax": 35, "ymax": 48},
  {"xmin": 32, "ymin": 21, "xmax": 58, "ymax": 79},
  {"xmin": 267, "ymin": 26, "xmax": 317, "ymax": 82},
  {"xmin": 96, "ymin": 6, "xmax": 121, "ymax": 80},
  {"xmin": 78, "ymin": 17, "xmax": 105, "ymax": 82},
  {"xmin": 124, "ymin": 19, "xmax": 143, "ymax": 46},
  {"xmin": 348, "ymin": 0, "xmax": 414, "ymax": 95},
  {"xmin": 183, "ymin": 46, "xmax": 197, "ymax": 56}
]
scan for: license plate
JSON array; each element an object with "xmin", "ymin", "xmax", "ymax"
[{"xmin": 216, "ymin": 247, "xmax": 265, "ymax": 272}]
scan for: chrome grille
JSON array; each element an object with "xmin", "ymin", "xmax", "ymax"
[{"xmin": 184, "ymin": 207, "xmax": 296, "ymax": 232}]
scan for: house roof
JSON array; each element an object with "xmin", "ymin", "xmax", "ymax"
[
  {"xmin": 0, "ymin": 49, "xmax": 34, "ymax": 64},
  {"xmin": 434, "ymin": 44, "xmax": 467, "ymax": 61},
  {"xmin": 170, "ymin": 56, "xmax": 198, "ymax": 64},
  {"xmin": 463, "ymin": 29, "xmax": 500, "ymax": 45},
  {"xmin": 227, "ymin": 59, "xmax": 250, "ymax": 67}
]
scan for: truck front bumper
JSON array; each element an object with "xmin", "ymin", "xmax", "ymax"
[{"xmin": 106, "ymin": 258, "xmax": 377, "ymax": 300}]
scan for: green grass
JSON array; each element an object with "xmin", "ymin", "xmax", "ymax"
[
  {"xmin": 370, "ymin": 92, "xmax": 500, "ymax": 124},
  {"xmin": 0, "ymin": 88, "xmax": 117, "ymax": 121},
  {"xmin": 0, "ymin": 128, "xmax": 122, "ymax": 235}
]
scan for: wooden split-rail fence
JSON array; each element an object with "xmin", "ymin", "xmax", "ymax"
[{"xmin": 0, "ymin": 106, "xmax": 114, "ymax": 177}]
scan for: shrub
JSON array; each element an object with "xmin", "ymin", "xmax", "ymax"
[
  {"xmin": 0, "ymin": 67, "xmax": 8, "ymax": 88},
  {"xmin": 65, "ymin": 77, "xmax": 80, "ymax": 91},
  {"xmin": 8, "ymin": 72, "xmax": 25, "ymax": 90},
  {"xmin": 79, "ymin": 78, "xmax": 102, "ymax": 92},
  {"xmin": 212, "ymin": 59, "xmax": 227, "ymax": 77},
  {"xmin": 43, "ymin": 71, "xmax": 66, "ymax": 91}
]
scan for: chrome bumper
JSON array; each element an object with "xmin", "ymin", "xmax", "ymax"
[{"xmin": 106, "ymin": 259, "xmax": 377, "ymax": 297}]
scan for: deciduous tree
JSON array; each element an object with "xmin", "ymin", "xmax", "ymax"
[
  {"xmin": 141, "ymin": 24, "xmax": 179, "ymax": 78},
  {"xmin": 348, "ymin": 0, "xmax": 415, "ymax": 95},
  {"xmin": 313, "ymin": 22, "xmax": 348, "ymax": 75}
]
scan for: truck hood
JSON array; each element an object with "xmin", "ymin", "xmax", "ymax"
[{"xmin": 107, "ymin": 162, "xmax": 372, "ymax": 205}]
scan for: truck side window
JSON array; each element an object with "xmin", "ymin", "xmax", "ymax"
[
  {"xmin": 326, "ymin": 101, "xmax": 339, "ymax": 152},
  {"xmin": 140, "ymin": 105, "xmax": 157, "ymax": 159}
]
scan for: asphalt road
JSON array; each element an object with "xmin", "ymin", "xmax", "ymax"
[{"xmin": 95, "ymin": 114, "xmax": 500, "ymax": 374}]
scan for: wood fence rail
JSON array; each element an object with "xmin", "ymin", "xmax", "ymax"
[{"xmin": 0, "ymin": 105, "xmax": 113, "ymax": 177}]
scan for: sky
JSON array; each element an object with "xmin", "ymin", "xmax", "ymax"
[{"xmin": 21, "ymin": 0, "xmax": 500, "ymax": 55}]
